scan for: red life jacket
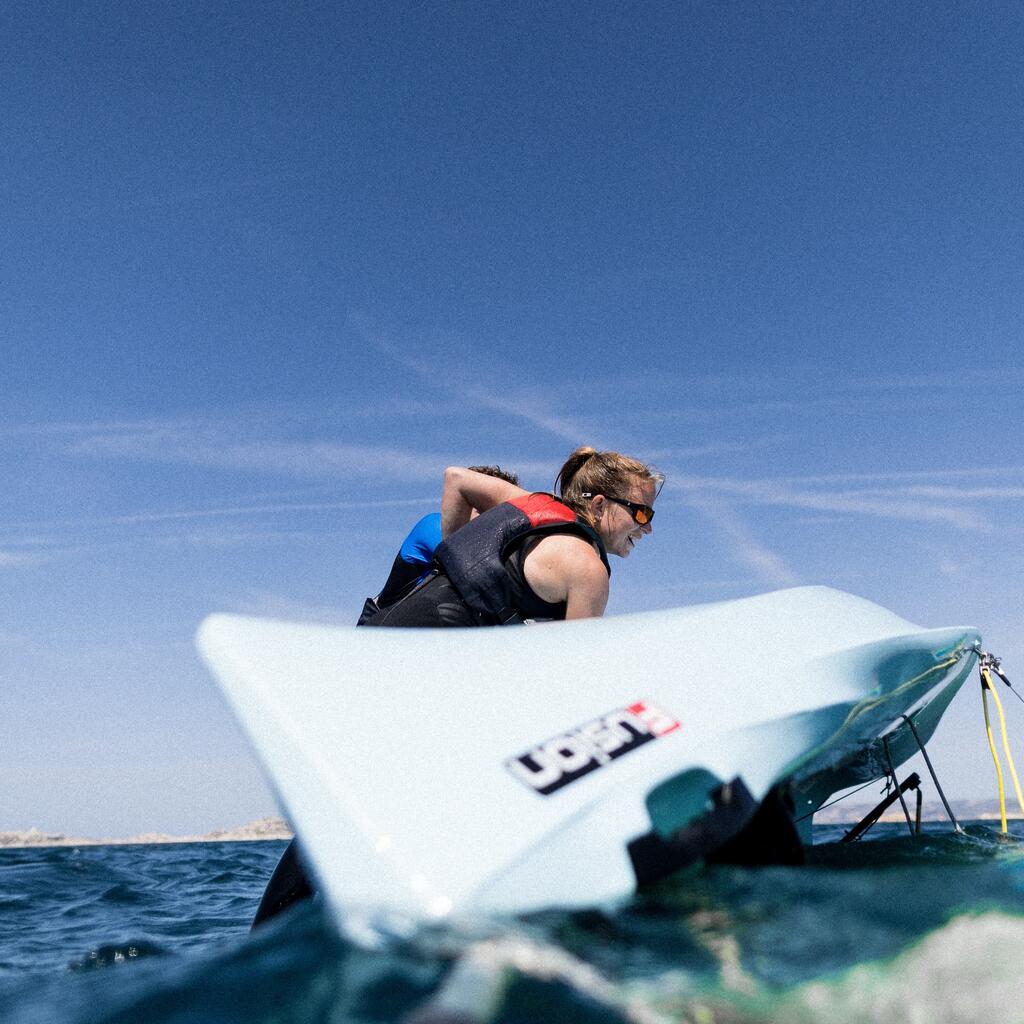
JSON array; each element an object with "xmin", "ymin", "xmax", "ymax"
[{"xmin": 434, "ymin": 493, "xmax": 610, "ymax": 625}]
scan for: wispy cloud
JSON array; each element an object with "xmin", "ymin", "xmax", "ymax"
[
  {"xmin": 227, "ymin": 589, "xmax": 354, "ymax": 625},
  {"xmin": 1, "ymin": 399, "xmax": 460, "ymax": 447},
  {"xmin": 462, "ymin": 386, "xmax": 594, "ymax": 446},
  {"xmin": 94, "ymin": 496, "xmax": 435, "ymax": 527},
  {"xmin": 651, "ymin": 461, "xmax": 1011, "ymax": 586},
  {"xmin": 0, "ymin": 550, "xmax": 41, "ymax": 568},
  {"xmin": 349, "ymin": 313, "xmax": 598, "ymax": 445},
  {"xmin": 550, "ymin": 367, "xmax": 1024, "ymax": 427},
  {"xmin": 643, "ymin": 436, "xmax": 790, "ymax": 461},
  {"xmin": 650, "ymin": 463, "xmax": 1024, "ymax": 534},
  {"xmin": 843, "ymin": 368, "xmax": 1024, "ymax": 392},
  {"xmin": 569, "ymin": 366, "xmax": 1024, "ymax": 400},
  {"xmin": 849, "ymin": 485, "xmax": 1024, "ymax": 500},
  {"xmin": 151, "ymin": 528, "xmax": 324, "ymax": 549},
  {"xmin": 677, "ymin": 491, "xmax": 800, "ymax": 587},
  {"xmin": 771, "ymin": 466, "xmax": 1024, "ymax": 485},
  {"xmin": 65, "ymin": 424, "xmax": 447, "ymax": 483},
  {"xmin": 0, "ymin": 497, "xmax": 438, "ymax": 558},
  {"xmin": 668, "ymin": 475, "xmax": 990, "ymax": 530}
]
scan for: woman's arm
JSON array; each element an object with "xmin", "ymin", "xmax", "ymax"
[
  {"xmin": 440, "ymin": 467, "xmax": 527, "ymax": 538},
  {"xmin": 520, "ymin": 533, "xmax": 610, "ymax": 620},
  {"xmin": 563, "ymin": 557, "xmax": 610, "ymax": 619}
]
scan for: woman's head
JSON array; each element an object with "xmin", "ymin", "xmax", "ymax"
[{"xmin": 555, "ymin": 447, "xmax": 663, "ymax": 557}]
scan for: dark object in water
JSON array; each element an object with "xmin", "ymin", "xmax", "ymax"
[
  {"xmin": 251, "ymin": 839, "xmax": 314, "ymax": 929},
  {"xmin": 706, "ymin": 784, "xmax": 805, "ymax": 867},
  {"xmin": 842, "ymin": 773, "xmax": 923, "ymax": 844},
  {"xmin": 628, "ymin": 781, "xmax": 804, "ymax": 887}
]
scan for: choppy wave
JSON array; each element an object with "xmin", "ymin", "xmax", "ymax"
[{"xmin": 2, "ymin": 824, "xmax": 1024, "ymax": 1023}]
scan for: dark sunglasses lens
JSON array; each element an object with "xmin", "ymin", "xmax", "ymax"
[{"xmin": 634, "ymin": 506, "xmax": 653, "ymax": 525}]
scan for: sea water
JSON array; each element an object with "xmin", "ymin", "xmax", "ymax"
[{"xmin": 3, "ymin": 823, "xmax": 1024, "ymax": 1023}]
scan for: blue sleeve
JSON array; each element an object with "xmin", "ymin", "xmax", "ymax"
[{"xmin": 398, "ymin": 513, "xmax": 443, "ymax": 565}]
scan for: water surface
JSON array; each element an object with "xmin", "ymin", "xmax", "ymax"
[{"xmin": 3, "ymin": 823, "xmax": 1023, "ymax": 1022}]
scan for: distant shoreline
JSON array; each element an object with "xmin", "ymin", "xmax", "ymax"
[
  {"xmin": 811, "ymin": 798, "xmax": 1019, "ymax": 827},
  {"xmin": 0, "ymin": 816, "xmax": 293, "ymax": 850},
  {"xmin": 3, "ymin": 802, "xmax": 1018, "ymax": 851}
]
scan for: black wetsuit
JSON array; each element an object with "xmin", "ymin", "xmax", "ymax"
[{"xmin": 364, "ymin": 493, "xmax": 609, "ymax": 628}]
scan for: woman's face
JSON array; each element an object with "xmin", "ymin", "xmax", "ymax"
[{"xmin": 595, "ymin": 476, "xmax": 657, "ymax": 558}]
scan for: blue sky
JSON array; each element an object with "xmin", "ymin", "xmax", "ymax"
[{"xmin": 2, "ymin": 2, "xmax": 1023, "ymax": 835}]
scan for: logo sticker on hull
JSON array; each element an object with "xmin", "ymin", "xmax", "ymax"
[{"xmin": 505, "ymin": 701, "xmax": 680, "ymax": 796}]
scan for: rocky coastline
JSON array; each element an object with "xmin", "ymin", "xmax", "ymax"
[{"xmin": 0, "ymin": 816, "xmax": 293, "ymax": 849}]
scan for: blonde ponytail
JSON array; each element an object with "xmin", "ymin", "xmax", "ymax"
[{"xmin": 554, "ymin": 447, "xmax": 662, "ymax": 525}]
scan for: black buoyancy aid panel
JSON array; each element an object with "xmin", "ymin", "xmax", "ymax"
[{"xmin": 434, "ymin": 493, "xmax": 610, "ymax": 625}]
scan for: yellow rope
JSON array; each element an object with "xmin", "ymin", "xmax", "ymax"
[
  {"xmin": 838, "ymin": 655, "xmax": 959, "ymax": 731},
  {"xmin": 981, "ymin": 670, "xmax": 1008, "ymax": 834},
  {"xmin": 778, "ymin": 649, "xmax": 971, "ymax": 788},
  {"xmin": 983, "ymin": 667, "xmax": 1024, "ymax": 819}
]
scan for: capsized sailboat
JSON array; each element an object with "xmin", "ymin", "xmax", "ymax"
[{"xmin": 196, "ymin": 586, "xmax": 978, "ymax": 922}]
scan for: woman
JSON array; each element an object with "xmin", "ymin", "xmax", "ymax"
[{"xmin": 364, "ymin": 446, "xmax": 661, "ymax": 627}]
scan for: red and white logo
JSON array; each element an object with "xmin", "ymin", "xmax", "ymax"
[
  {"xmin": 627, "ymin": 701, "xmax": 680, "ymax": 737},
  {"xmin": 506, "ymin": 700, "xmax": 681, "ymax": 796}
]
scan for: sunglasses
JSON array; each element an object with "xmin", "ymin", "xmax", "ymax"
[{"xmin": 582, "ymin": 493, "xmax": 656, "ymax": 525}]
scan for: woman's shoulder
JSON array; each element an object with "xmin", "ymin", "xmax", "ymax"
[{"xmin": 526, "ymin": 528, "xmax": 604, "ymax": 566}]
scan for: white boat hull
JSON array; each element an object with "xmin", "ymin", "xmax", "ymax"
[{"xmin": 196, "ymin": 586, "xmax": 978, "ymax": 921}]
